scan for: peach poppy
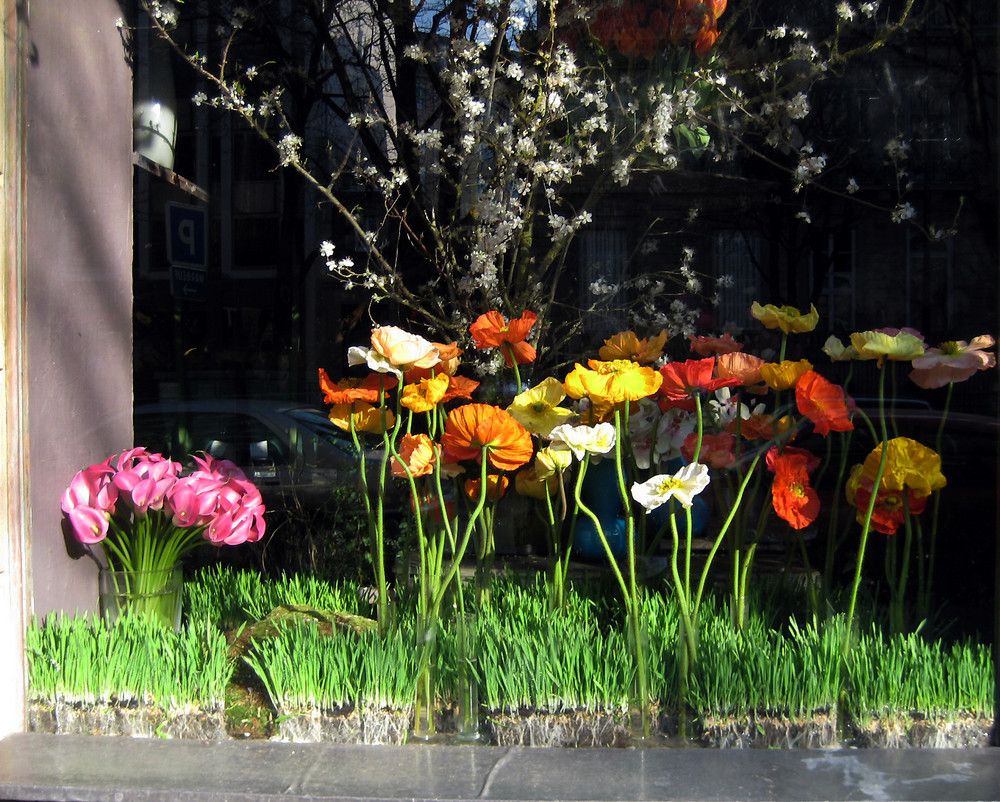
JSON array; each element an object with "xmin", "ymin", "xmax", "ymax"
[
  {"xmin": 909, "ymin": 335, "xmax": 996, "ymax": 389},
  {"xmin": 401, "ymin": 373, "xmax": 450, "ymax": 413},
  {"xmin": 598, "ymin": 330, "xmax": 668, "ymax": 364},
  {"xmin": 760, "ymin": 359, "xmax": 813, "ymax": 391},
  {"xmin": 465, "ymin": 475, "xmax": 509, "ymax": 502},
  {"xmin": 469, "ymin": 310, "xmax": 538, "ymax": 367},
  {"xmin": 767, "ymin": 447, "xmax": 820, "ymax": 530},
  {"xmin": 715, "ymin": 352, "xmax": 767, "ymax": 394},
  {"xmin": 405, "ymin": 342, "xmax": 464, "ymax": 381},
  {"xmin": 795, "ymin": 370, "xmax": 853, "ymax": 436},
  {"xmin": 689, "ymin": 333, "xmax": 743, "ymax": 356},
  {"xmin": 441, "ymin": 404, "xmax": 534, "ymax": 471},
  {"xmin": 319, "ymin": 369, "xmax": 396, "ymax": 405},
  {"xmin": 370, "ymin": 326, "xmax": 441, "ymax": 371},
  {"xmin": 391, "ymin": 433, "xmax": 437, "ymax": 478},
  {"xmin": 328, "ymin": 402, "xmax": 395, "ymax": 434}
]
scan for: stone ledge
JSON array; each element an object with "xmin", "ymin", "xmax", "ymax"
[{"xmin": 1, "ymin": 733, "xmax": 998, "ymax": 802}]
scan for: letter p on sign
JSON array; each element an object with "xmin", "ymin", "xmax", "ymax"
[{"xmin": 166, "ymin": 202, "xmax": 207, "ymax": 267}]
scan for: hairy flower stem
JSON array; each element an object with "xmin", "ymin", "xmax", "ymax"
[{"xmin": 843, "ymin": 366, "xmax": 891, "ymax": 658}]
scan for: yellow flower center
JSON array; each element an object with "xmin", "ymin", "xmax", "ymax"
[{"xmin": 658, "ymin": 477, "xmax": 681, "ymax": 494}]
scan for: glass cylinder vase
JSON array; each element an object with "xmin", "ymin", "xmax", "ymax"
[
  {"xmin": 455, "ymin": 613, "xmax": 480, "ymax": 741},
  {"xmin": 411, "ymin": 617, "xmax": 437, "ymax": 740},
  {"xmin": 99, "ymin": 563, "xmax": 183, "ymax": 630}
]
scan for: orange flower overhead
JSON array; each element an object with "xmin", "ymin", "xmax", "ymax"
[
  {"xmin": 599, "ymin": 330, "xmax": 668, "ymax": 364},
  {"xmin": 319, "ymin": 369, "xmax": 396, "ymax": 404},
  {"xmin": 469, "ymin": 310, "xmax": 538, "ymax": 367},
  {"xmin": 795, "ymin": 370, "xmax": 854, "ymax": 436},
  {"xmin": 441, "ymin": 404, "xmax": 534, "ymax": 472}
]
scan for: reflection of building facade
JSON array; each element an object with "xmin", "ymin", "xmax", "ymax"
[{"xmin": 132, "ymin": 2, "xmax": 998, "ymax": 412}]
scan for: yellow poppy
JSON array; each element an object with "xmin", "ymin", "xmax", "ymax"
[
  {"xmin": 401, "ymin": 373, "xmax": 450, "ymax": 413},
  {"xmin": 759, "ymin": 359, "xmax": 813, "ymax": 391},
  {"xmin": 751, "ymin": 302, "xmax": 819, "ymax": 334},
  {"xmin": 328, "ymin": 402, "xmax": 395, "ymax": 434},
  {"xmin": 850, "ymin": 330, "xmax": 925, "ymax": 365},
  {"xmin": 564, "ymin": 359, "xmax": 662, "ymax": 406},
  {"xmin": 861, "ymin": 437, "xmax": 946, "ymax": 498},
  {"xmin": 507, "ymin": 377, "xmax": 576, "ymax": 437},
  {"xmin": 598, "ymin": 330, "xmax": 668, "ymax": 364}
]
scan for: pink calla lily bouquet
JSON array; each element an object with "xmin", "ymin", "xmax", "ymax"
[{"xmin": 61, "ymin": 448, "xmax": 266, "ymax": 576}]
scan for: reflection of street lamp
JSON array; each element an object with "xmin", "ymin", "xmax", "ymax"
[{"xmin": 133, "ymin": 39, "xmax": 176, "ymax": 171}]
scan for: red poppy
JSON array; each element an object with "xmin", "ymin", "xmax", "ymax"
[
  {"xmin": 658, "ymin": 358, "xmax": 741, "ymax": 411},
  {"xmin": 682, "ymin": 431, "xmax": 736, "ymax": 469},
  {"xmin": 766, "ymin": 446, "xmax": 820, "ymax": 530},
  {"xmin": 847, "ymin": 471, "xmax": 928, "ymax": 535},
  {"xmin": 319, "ymin": 369, "xmax": 396, "ymax": 404},
  {"xmin": 469, "ymin": 310, "xmax": 538, "ymax": 367},
  {"xmin": 795, "ymin": 370, "xmax": 854, "ymax": 436},
  {"xmin": 689, "ymin": 333, "xmax": 743, "ymax": 356},
  {"xmin": 441, "ymin": 404, "xmax": 534, "ymax": 471}
]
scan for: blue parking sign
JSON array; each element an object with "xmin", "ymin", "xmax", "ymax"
[{"xmin": 167, "ymin": 202, "xmax": 207, "ymax": 267}]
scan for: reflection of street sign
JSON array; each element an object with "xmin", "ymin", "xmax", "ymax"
[
  {"xmin": 166, "ymin": 202, "xmax": 207, "ymax": 267},
  {"xmin": 171, "ymin": 265, "xmax": 207, "ymax": 302}
]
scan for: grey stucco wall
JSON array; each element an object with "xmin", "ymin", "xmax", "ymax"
[{"xmin": 26, "ymin": 1, "xmax": 133, "ymax": 617}]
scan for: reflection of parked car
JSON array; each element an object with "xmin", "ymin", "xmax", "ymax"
[{"xmin": 133, "ymin": 399, "xmax": 385, "ymax": 509}]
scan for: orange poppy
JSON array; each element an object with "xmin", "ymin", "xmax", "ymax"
[
  {"xmin": 766, "ymin": 446, "xmax": 820, "ymax": 530},
  {"xmin": 441, "ymin": 404, "xmax": 534, "ymax": 471},
  {"xmin": 391, "ymin": 433, "xmax": 436, "ymax": 478},
  {"xmin": 401, "ymin": 373, "xmax": 450, "ymax": 413},
  {"xmin": 319, "ymin": 369, "xmax": 396, "ymax": 404},
  {"xmin": 469, "ymin": 310, "xmax": 538, "ymax": 367},
  {"xmin": 441, "ymin": 375, "xmax": 480, "ymax": 403},
  {"xmin": 464, "ymin": 474, "xmax": 509, "ymax": 502},
  {"xmin": 795, "ymin": 370, "xmax": 853, "ymax": 436}
]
